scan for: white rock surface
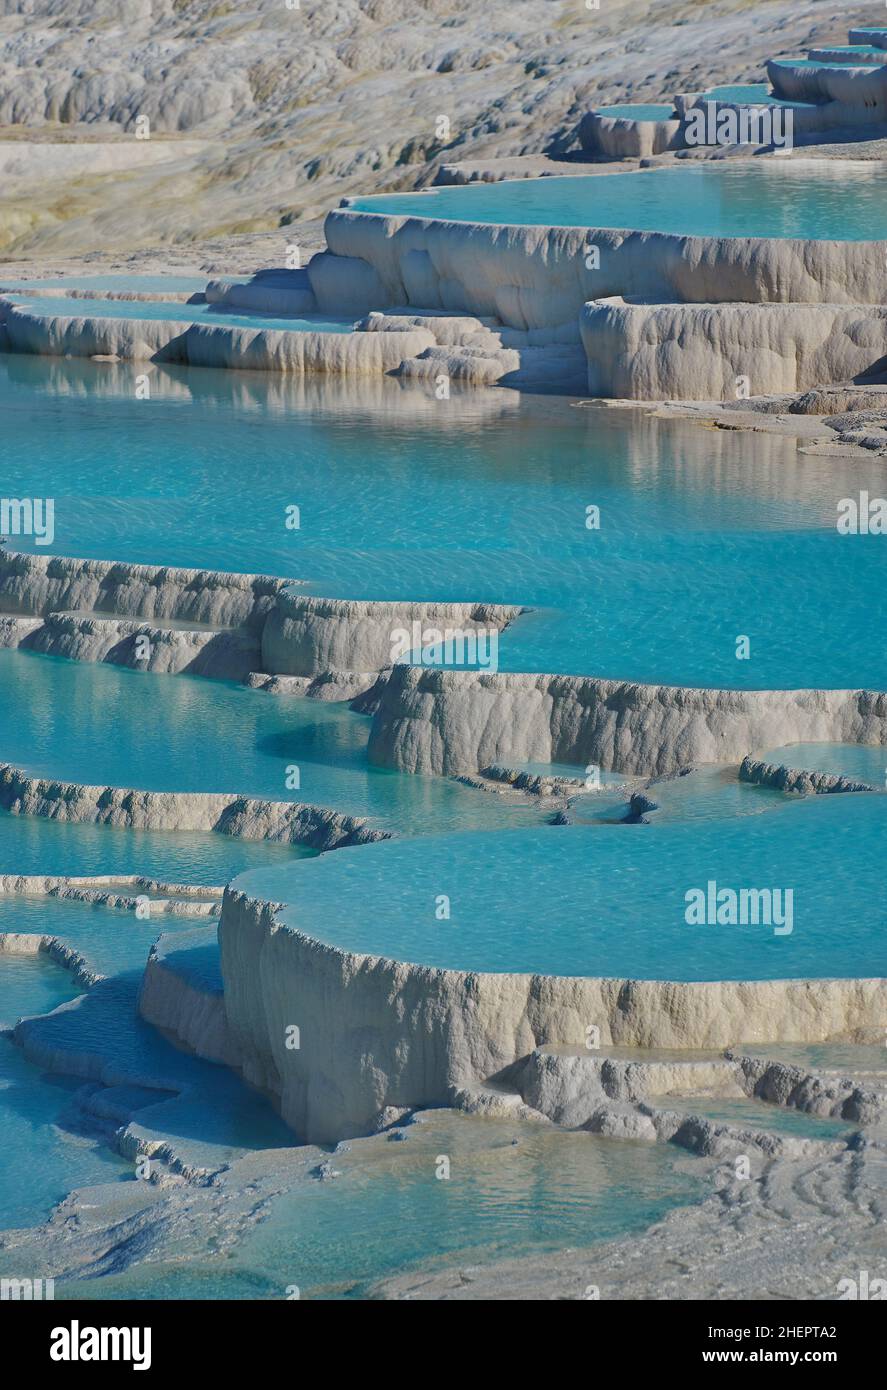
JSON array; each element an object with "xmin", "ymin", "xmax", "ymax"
[
  {"xmin": 366, "ymin": 665, "xmax": 887, "ymax": 777},
  {"xmin": 261, "ymin": 591, "xmax": 523, "ymax": 678},
  {"xmin": 582, "ymin": 296, "xmax": 887, "ymax": 400},
  {"xmin": 0, "ymin": 764, "xmax": 386, "ymax": 849},
  {"xmin": 215, "ymin": 889, "xmax": 887, "ymax": 1142}
]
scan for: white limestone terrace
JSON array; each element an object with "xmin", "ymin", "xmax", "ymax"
[
  {"xmin": 362, "ymin": 665, "xmax": 887, "ymax": 779},
  {"xmin": 138, "ymin": 885, "xmax": 887, "ymax": 1146},
  {"xmin": 0, "ymin": 762, "xmax": 388, "ymax": 852},
  {"xmin": 0, "ymin": 873, "xmax": 223, "ymax": 917},
  {"xmin": 4, "ymin": 155, "xmax": 887, "ymax": 403},
  {"xmin": 0, "ymin": 550, "xmax": 523, "ymax": 693},
  {"xmin": 578, "ymin": 21, "xmax": 887, "ymax": 160}
]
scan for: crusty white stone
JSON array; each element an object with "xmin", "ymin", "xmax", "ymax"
[
  {"xmin": 581, "ymin": 296, "xmax": 887, "ymax": 400},
  {"xmin": 0, "ymin": 550, "xmax": 283, "ymax": 629},
  {"xmin": 366, "ymin": 665, "xmax": 887, "ymax": 777},
  {"xmin": 217, "ymin": 889, "xmax": 887, "ymax": 1142},
  {"xmin": 0, "ymin": 764, "xmax": 387, "ymax": 849},
  {"xmin": 261, "ymin": 591, "xmax": 523, "ymax": 678}
]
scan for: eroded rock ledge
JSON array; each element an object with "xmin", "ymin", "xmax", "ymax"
[
  {"xmin": 0, "ymin": 873, "xmax": 223, "ymax": 916},
  {"xmin": 0, "ymin": 764, "xmax": 386, "ymax": 850},
  {"xmin": 153, "ymin": 889, "xmax": 887, "ymax": 1144},
  {"xmin": 739, "ymin": 755, "xmax": 878, "ymax": 796},
  {"xmin": 0, "ymin": 551, "xmax": 522, "ymax": 692},
  {"xmin": 365, "ymin": 665, "xmax": 887, "ymax": 777}
]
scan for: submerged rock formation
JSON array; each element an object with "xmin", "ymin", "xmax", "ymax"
[{"xmin": 739, "ymin": 755, "xmax": 878, "ymax": 795}]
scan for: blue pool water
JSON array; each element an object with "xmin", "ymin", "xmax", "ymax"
[
  {"xmin": 0, "ymin": 895, "xmax": 212, "ymax": 980},
  {"xmin": 0, "ymin": 651, "xmax": 538, "ymax": 836},
  {"xmin": 762, "ymin": 742, "xmax": 887, "ymax": 785},
  {"xmin": 772, "ymin": 57, "xmax": 886, "ymax": 69},
  {"xmin": 0, "ymin": 1035, "xmax": 130, "ymax": 1228},
  {"xmin": 4, "ymin": 294, "xmax": 354, "ymax": 335},
  {"xmin": 236, "ymin": 794, "xmax": 887, "ymax": 980},
  {"xmin": 3, "ymin": 357, "xmax": 885, "ymax": 690},
  {"xmin": 0, "ymin": 803, "xmax": 304, "ymax": 885},
  {"xmin": 54, "ymin": 1111, "xmax": 705, "ymax": 1299},
  {"xmin": 0, "ymin": 958, "xmax": 293, "ymax": 1230},
  {"xmin": 0, "ymin": 951, "xmax": 77, "ymax": 1026},
  {"xmin": 701, "ymin": 84, "xmax": 817, "ymax": 108},
  {"xmin": 346, "ymin": 163, "xmax": 887, "ymax": 240},
  {"xmin": 595, "ymin": 104, "xmax": 675, "ymax": 120},
  {"xmin": 647, "ymin": 1094, "xmax": 853, "ymax": 1140},
  {"xmin": 807, "ymin": 46, "xmax": 887, "ymax": 60},
  {"xmin": 15, "ymin": 971, "xmax": 300, "ymax": 1166}
]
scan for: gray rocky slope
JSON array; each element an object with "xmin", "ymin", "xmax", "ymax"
[{"xmin": 0, "ymin": 0, "xmax": 876, "ymax": 256}]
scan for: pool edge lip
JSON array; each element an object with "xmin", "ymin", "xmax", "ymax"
[
  {"xmin": 337, "ymin": 159, "xmax": 887, "ymax": 245},
  {"xmin": 235, "ymin": 887, "xmax": 887, "ymax": 995}
]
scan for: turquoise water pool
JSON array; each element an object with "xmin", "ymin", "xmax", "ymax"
[
  {"xmin": 772, "ymin": 57, "xmax": 886, "ymax": 69},
  {"xmin": 0, "ymin": 894, "xmax": 213, "ymax": 979},
  {"xmin": 595, "ymin": 104, "xmax": 675, "ymax": 120},
  {"xmin": 0, "ymin": 956, "xmax": 293, "ymax": 1231},
  {"xmin": 347, "ymin": 163, "xmax": 887, "ymax": 240},
  {"xmin": 0, "ymin": 950, "xmax": 77, "ymax": 1025},
  {"xmin": 3, "ymin": 357, "xmax": 885, "ymax": 690},
  {"xmin": 0, "ymin": 803, "xmax": 305, "ymax": 884},
  {"xmin": 761, "ymin": 742, "xmax": 886, "ymax": 785},
  {"xmin": 54, "ymin": 1111, "xmax": 705, "ymax": 1299},
  {"xmin": 0, "ymin": 651, "xmax": 539, "ymax": 836},
  {"xmin": 0, "ymin": 1034, "xmax": 131, "ymax": 1228},
  {"xmin": 236, "ymin": 794, "xmax": 887, "ymax": 980},
  {"xmin": 4, "ymin": 294, "xmax": 354, "ymax": 335},
  {"xmin": 647, "ymin": 1094, "xmax": 853, "ymax": 1140},
  {"xmin": 700, "ymin": 84, "xmax": 818, "ymax": 109}
]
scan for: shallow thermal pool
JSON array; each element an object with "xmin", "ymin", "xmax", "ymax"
[
  {"xmin": 235, "ymin": 793, "xmax": 887, "ymax": 980},
  {"xmin": 0, "ymin": 803, "xmax": 307, "ymax": 885},
  {"xmin": 0, "ymin": 651, "xmax": 540, "ymax": 836},
  {"xmin": 595, "ymin": 104, "xmax": 675, "ymax": 120},
  {"xmin": 0, "ymin": 894, "xmax": 214, "ymax": 979},
  {"xmin": 54, "ymin": 1111, "xmax": 705, "ymax": 1299},
  {"xmin": 3, "ymin": 356, "xmax": 886, "ymax": 689},
  {"xmin": 346, "ymin": 162, "xmax": 887, "ymax": 240},
  {"xmin": 4, "ymin": 294, "xmax": 354, "ymax": 335},
  {"xmin": 0, "ymin": 1033, "xmax": 131, "ymax": 1229}
]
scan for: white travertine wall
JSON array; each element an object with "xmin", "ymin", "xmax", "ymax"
[
  {"xmin": 366, "ymin": 666, "xmax": 887, "ymax": 777},
  {"xmin": 217, "ymin": 889, "xmax": 887, "ymax": 1142},
  {"xmin": 0, "ymin": 551, "xmax": 282, "ymax": 628},
  {"xmin": 320, "ymin": 205, "xmax": 887, "ymax": 333},
  {"xmin": 0, "ymin": 611, "xmax": 261, "ymax": 680},
  {"xmin": 577, "ymin": 110, "xmax": 682, "ymax": 159},
  {"xmin": 1, "ymin": 305, "xmax": 434, "ymax": 374},
  {"xmin": 581, "ymin": 297, "xmax": 887, "ymax": 400},
  {"xmin": 0, "ymin": 764, "xmax": 386, "ymax": 849},
  {"xmin": 261, "ymin": 591, "xmax": 523, "ymax": 677},
  {"xmin": 767, "ymin": 58, "xmax": 887, "ymax": 108},
  {"xmin": 0, "ymin": 552, "xmax": 522, "ymax": 687}
]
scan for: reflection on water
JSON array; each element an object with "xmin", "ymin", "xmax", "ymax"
[{"xmin": 2, "ymin": 353, "xmax": 884, "ymax": 688}]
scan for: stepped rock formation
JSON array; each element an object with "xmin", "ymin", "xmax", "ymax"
[
  {"xmin": 179, "ymin": 888, "xmax": 887, "ymax": 1142},
  {"xmin": 365, "ymin": 665, "xmax": 887, "ymax": 777},
  {"xmin": 0, "ymin": 763, "xmax": 386, "ymax": 849},
  {"xmin": 0, "ymin": 0, "xmax": 846, "ymax": 256}
]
